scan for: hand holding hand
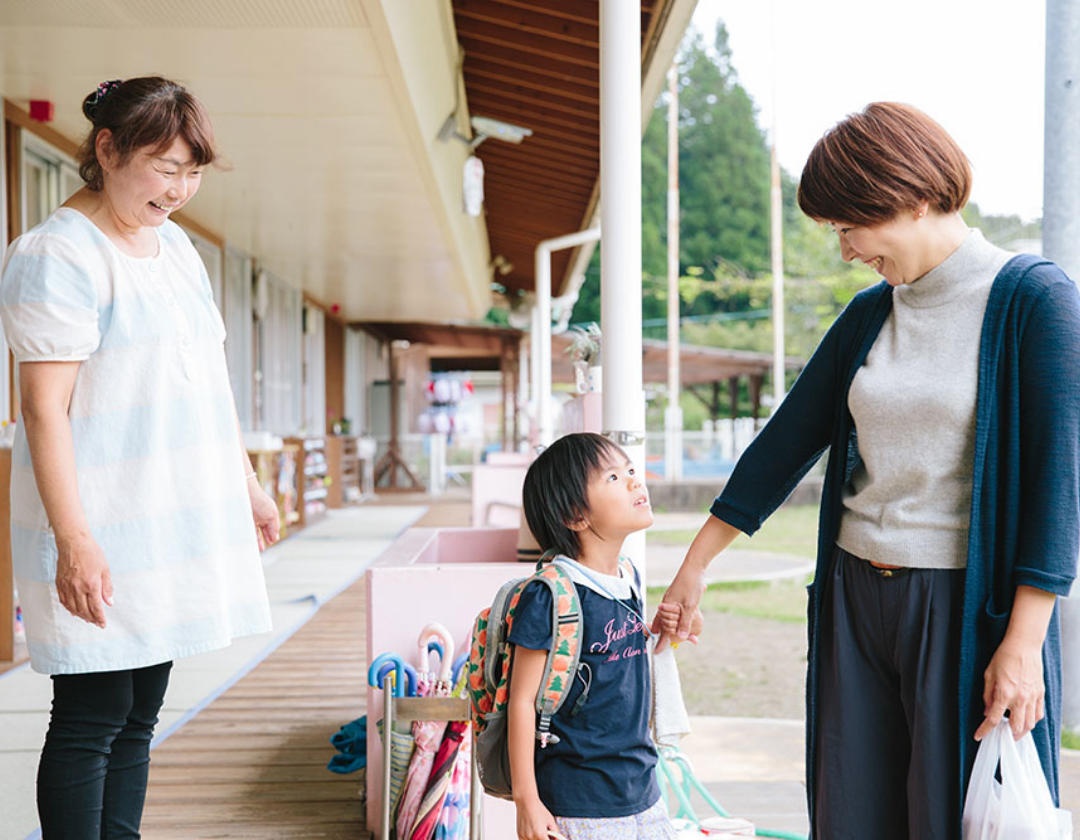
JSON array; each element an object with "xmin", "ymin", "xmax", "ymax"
[
  {"xmin": 652, "ymin": 561, "xmax": 707, "ymax": 652},
  {"xmin": 248, "ymin": 479, "xmax": 280, "ymax": 550},
  {"xmin": 55, "ymin": 532, "xmax": 112, "ymax": 629},
  {"xmin": 974, "ymin": 638, "xmax": 1045, "ymax": 742},
  {"xmin": 651, "ymin": 602, "xmax": 703, "ymax": 652}
]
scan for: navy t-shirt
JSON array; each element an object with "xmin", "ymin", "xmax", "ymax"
[{"xmin": 507, "ymin": 566, "xmax": 659, "ymax": 818}]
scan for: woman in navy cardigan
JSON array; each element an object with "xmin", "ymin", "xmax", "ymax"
[{"xmin": 659, "ymin": 103, "xmax": 1080, "ymax": 838}]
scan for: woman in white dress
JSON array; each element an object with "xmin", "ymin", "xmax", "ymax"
[{"xmin": 0, "ymin": 76, "xmax": 277, "ymax": 838}]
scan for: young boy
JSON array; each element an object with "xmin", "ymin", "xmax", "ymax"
[{"xmin": 508, "ymin": 433, "xmax": 681, "ymax": 840}]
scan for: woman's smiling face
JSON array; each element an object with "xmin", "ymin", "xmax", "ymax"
[
  {"xmin": 99, "ymin": 134, "xmax": 203, "ymax": 229},
  {"xmin": 830, "ymin": 212, "xmax": 925, "ymax": 286}
]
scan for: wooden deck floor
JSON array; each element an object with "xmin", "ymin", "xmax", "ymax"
[
  {"xmin": 140, "ymin": 577, "xmax": 371, "ymax": 839},
  {"xmin": 0, "ymin": 638, "xmax": 28, "ymax": 676}
]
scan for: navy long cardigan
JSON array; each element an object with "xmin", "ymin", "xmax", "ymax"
[{"xmin": 709, "ymin": 254, "xmax": 1080, "ymax": 835}]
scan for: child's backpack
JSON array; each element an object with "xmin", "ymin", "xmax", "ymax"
[{"xmin": 466, "ymin": 557, "xmax": 634, "ymax": 800}]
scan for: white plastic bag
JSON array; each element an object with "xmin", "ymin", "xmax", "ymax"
[{"xmin": 962, "ymin": 719, "xmax": 1073, "ymax": 840}]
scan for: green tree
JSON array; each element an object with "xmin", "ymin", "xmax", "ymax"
[{"xmin": 575, "ymin": 21, "xmax": 772, "ymax": 325}]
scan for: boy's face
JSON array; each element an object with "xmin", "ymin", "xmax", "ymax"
[{"xmin": 581, "ymin": 451, "xmax": 653, "ymax": 538}]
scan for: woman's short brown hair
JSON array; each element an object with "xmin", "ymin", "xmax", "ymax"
[
  {"xmin": 77, "ymin": 76, "xmax": 217, "ymax": 191},
  {"xmin": 797, "ymin": 102, "xmax": 971, "ymax": 226}
]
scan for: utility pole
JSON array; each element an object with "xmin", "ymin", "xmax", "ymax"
[
  {"xmin": 600, "ymin": 0, "xmax": 646, "ymax": 569},
  {"xmin": 1044, "ymin": 0, "xmax": 1080, "ymax": 731},
  {"xmin": 769, "ymin": 0, "xmax": 785, "ymax": 411},
  {"xmin": 665, "ymin": 63, "xmax": 683, "ymax": 480},
  {"xmin": 770, "ymin": 140, "xmax": 784, "ymax": 410}
]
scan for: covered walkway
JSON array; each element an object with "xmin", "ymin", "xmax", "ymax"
[{"xmin": 4, "ymin": 501, "xmax": 1080, "ymax": 838}]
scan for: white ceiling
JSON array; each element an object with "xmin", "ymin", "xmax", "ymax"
[{"xmin": 0, "ymin": 0, "xmax": 487, "ymax": 322}]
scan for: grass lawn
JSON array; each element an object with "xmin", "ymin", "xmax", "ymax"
[
  {"xmin": 1064, "ymin": 730, "xmax": 1080, "ymax": 751},
  {"xmin": 648, "ymin": 504, "xmax": 820, "ymax": 559},
  {"xmin": 647, "ymin": 577, "xmax": 811, "ymax": 624},
  {"xmin": 646, "ymin": 505, "xmax": 818, "ymax": 626}
]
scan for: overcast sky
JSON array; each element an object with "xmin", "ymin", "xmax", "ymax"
[{"xmin": 691, "ymin": 0, "xmax": 1047, "ymax": 222}]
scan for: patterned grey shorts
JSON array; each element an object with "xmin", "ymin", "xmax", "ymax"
[{"xmin": 554, "ymin": 797, "xmax": 677, "ymax": 839}]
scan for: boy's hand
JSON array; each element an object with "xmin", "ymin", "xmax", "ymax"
[
  {"xmin": 515, "ymin": 796, "xmax": 560, "ymax": 840},
  {"xmin": 651, "ymin": 602, "xmax": 702, "ymax": 652}
]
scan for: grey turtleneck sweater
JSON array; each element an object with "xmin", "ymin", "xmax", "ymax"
[{"xmin": 836, "ymin": 229, "xmax": 1014, "ymax": 568}]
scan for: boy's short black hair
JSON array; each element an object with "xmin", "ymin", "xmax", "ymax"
[{"xmin": 522, "ymin": 432, "xmax": 625, "ymax": 560}]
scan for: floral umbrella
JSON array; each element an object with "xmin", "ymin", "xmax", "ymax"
[{"xmin": 396, "ymin": 624, "xmax": 455, "ymax": 838}]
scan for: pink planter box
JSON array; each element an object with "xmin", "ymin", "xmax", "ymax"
[{"xmin": 365, "ymin": 525, "xmax": 524, "ymax": 836}]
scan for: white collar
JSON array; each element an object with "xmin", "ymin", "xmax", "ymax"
[{"xmin": 553, "ymin": 556, "xmax": 639, "ymax": 601}]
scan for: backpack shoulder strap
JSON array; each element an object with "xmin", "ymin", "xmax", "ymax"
[
  {"xmin": 529, "ymin": 563, "xmax": 583, "ymax": 746},
  {"xmin": 483, "ymin": 577, "xmax": 528, "ymax": 691}
]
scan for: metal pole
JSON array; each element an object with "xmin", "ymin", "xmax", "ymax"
[
  {"xmin": 518, "ymin": 334, "xmax": 529, "ymax": 451},
  {"xmin": 770, "ymin": 141, "xmax": 785, "ymax": 410},
  {"xmin": 769, "ymin": 0, "xmax": 785, "ymax": 411},
  {"xmin": 380, "ymin": 681, "xmax": 393, "ymax": 840},
  {"xmin": 529, "ymin": 304, "xmax": 540, "ymax": 446},
  {"xmin": 600, "ymin": 0, "xmax": 646, "ymax": 567},
  {"xmin": 534, "ymin": 227, "xmax": 602, "ymax": 447},
  {"xmin": 1044, "ymin": 0, "xmax": 1080, "ymax": 732},
  {"xmin": 665, "ymin": 63, "xmax": 683, "ymax": 481},
  {"xmin": 535, "ymin": 246, "xmax": 553, "ymax": 447}
]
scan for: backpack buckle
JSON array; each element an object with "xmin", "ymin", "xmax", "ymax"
[
  {"xmin": 536, "ymin": 730, "xmax": 560, "ymax": 748},
  {"xmin": 537, "ymin": 711, "xmax": 560, "ymax": 748}
]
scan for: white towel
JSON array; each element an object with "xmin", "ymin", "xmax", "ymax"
[{"xmin": 650, "ymin": 640, "xmax": 691, "ymax": 747}]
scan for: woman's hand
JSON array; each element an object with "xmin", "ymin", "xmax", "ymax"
[
  {"xmin": 55, "ymin": 532, "xmax": 113, "ymax": 629},
  {"xmin": 653, "ymin": 563, "xmax": 707, "ymax": 652},
  {"xmin": 974, "ymin": 586, "xmax": 1056, "ymax": 742},
  {"xmin": 975, "ymin": 638, "xmax": 1045, "ymax": 741},
  {"xmin": 651, "ymin": 515, "xmax": 741, "ymax": 652},
  {"xmin": 515, "ymin": 795, "xmax": 561, "ymax": 840},
  {"xmin": 248, "ymin": 480, "xmax": 280, "ymax": 550},
  {"xmin": 650, "ymin": 601, "xmax": 703, "ymax": 651}
]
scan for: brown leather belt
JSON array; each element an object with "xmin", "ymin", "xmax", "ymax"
[{"xmin": 868, "ymin": 560, "xmax": 909, "ymax": 577}]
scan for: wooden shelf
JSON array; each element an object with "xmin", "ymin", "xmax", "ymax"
[
  {"xmin": 285, "ymin": 437, "xmax": 328, "ymax": 528},
  {"xmin": 248, "ymin": 444, "xmax": 301, "ymax": 539},
  {"xmin": 326, "ymin": 435, "xmax": 362, "ymax": 508}
]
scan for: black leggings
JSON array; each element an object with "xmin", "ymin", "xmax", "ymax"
[{"xmin": 37, "ymin": 661, "xmax": 172, "ymax": 839}]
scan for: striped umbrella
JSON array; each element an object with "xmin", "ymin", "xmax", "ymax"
[
  {"xmin": 397, "ymin": 625, "xmax": 456, "ymax": 839},
  {"xmin": 408, "ymin": 720, "xmax": 468, "ymax": 840},
  {"xmin": 432, "ymin": 724, "xmax": 471, "ymax": 840},
  {"xmin": 368, "ymin": 656, "xmax": 418, "ymax": 819},
  {"xmin": 428, "ymin": 665, "xmax": 473, "ymax": 840}
]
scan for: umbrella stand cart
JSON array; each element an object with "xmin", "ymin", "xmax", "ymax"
[{"xmin": 381, "ymin": 691, "xmax": 482, "ymax": 840}]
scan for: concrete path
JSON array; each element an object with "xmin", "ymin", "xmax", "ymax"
[
  {"xmin": 645, "ymin": 542, "xmax": 814, "ymax": 589},
  {"xmin": 679, "ymin": 716, "xmax": 1080, "ymax": 838}
]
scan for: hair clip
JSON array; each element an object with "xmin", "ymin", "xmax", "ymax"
[{"xmin": 87, "ymin": 79, "xmax": 123, "ymax": 116}]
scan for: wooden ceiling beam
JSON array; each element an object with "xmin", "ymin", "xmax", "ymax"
[
  {"xmin": 487, "ymin": 0, "xmax": 599, "ymax": 27},
  {"xmin": 481, "ymin": 165, "xmax": 594, "ymax": 197},
  {"xmin": 483, "ymin": 176, "xmax": 593, "ymax": 205},
  {"xmin": 454, "ymin": 1, "xmax": 599, "ymax": 48},
  {"xmin": 452, "ymin": 18, "xmax": 599, "ymax": 69},
  {"xmin": 457, "ymin": 36, "xmax": 599, "ymax": 86},
  {"xmin": 483, "ymin": 178, "xmax": 592, "ymax": 211},
  {"xmin": 478, "ymin": 143, "xmax": 598, "ymax": 179},
  {"xmin": 463, "ymin": 74, "xmax": 600, "ymax": 118},
  {"xmin": 463, "ymin": 60, "xmax": 599, "ymax": 105},
  {"xmin": 477, "ymin": 155, "xmax": 595, "ymax": 191},
  {"xmin": 485, "ymin": 215, "xmax": 589, "ymax": 237},
  {"xmin": 467, "ymin": 94, "xmax": 598, "ymax": 137},
  {"xmin": 499, "ymin": 132, "xmax": 599, "ymax": 161},
  {"xmin": 477, "ymin": 162, "xmax": 594, "ymax": 197}
]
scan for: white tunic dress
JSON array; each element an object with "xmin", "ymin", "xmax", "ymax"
[{"xmin": 0, "ymin": 207, "xmax": 272, "ymax": 675}]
